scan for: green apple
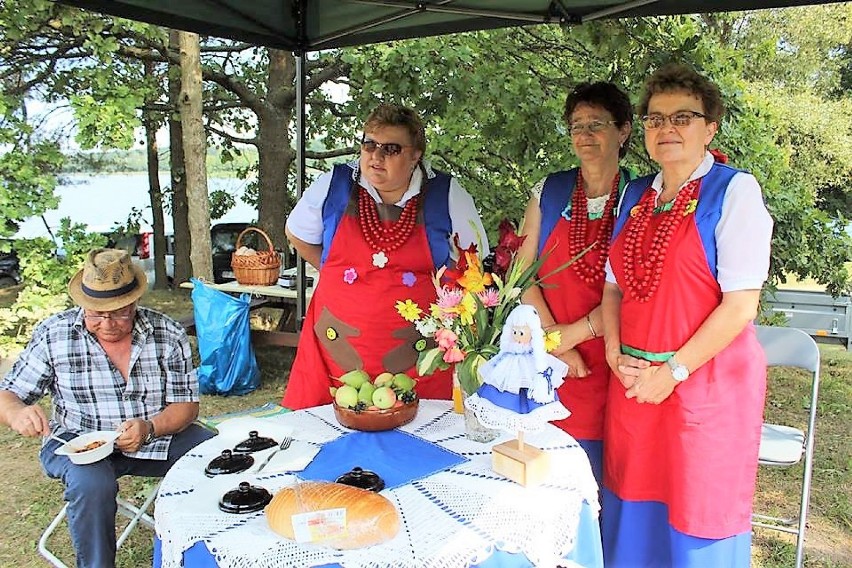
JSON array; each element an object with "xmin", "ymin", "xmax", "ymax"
[
  {"xmin": 373, "ymin": 371, "xmax": 395, "ymax": 387},
  {"xmin": 339, "ymin": 369, "xmax": 370, "ymax": 389},
  {"xmin": 392, "ymin": 373, "xmax": 417, "ymax": 392},
  {"xmin": 371, "ymin": 386, "xmax": 397, "ymax": 409},
  {"xmin": 334, "ymin": 384, "xmax": 359, "ymax": 408}
]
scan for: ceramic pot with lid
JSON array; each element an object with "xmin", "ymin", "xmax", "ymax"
[
  {"xmin": 219, "ymin": 481, "xmax": 272, "ymax": 513},
  {"xmin": 335, "ymin": 467, "xmax": 385, "ymax": 492},
  {"xmin": 233, "ymin": 430, "xmax": 277, "ymax": 453},
  {"xmin": 205, "ymin": 449, "xmax": 254, "ymax": 477}
]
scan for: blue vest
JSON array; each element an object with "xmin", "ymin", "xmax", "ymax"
[
  {"xmin": 537, "ymin": 167, "xmax": 632, "ymax": 256},
  {"xmin": 320, "ymin": 164, "xmax": 453, "ymax": 269},
  {"xmin": 612, "ymin": 162, "xmax": 741, "ymax": 279}
]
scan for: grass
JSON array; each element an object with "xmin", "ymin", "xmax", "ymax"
[{"xmin": 0, "ymin": 286, "xmax": 849, "ymax": 567}]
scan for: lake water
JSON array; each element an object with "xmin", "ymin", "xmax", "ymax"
[{"xmin": 14, "ymin": 173, "xmax": 259, "ymax": 239}]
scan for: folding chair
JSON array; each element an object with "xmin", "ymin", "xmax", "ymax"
[
  {"xmin": 752, "ymin": 325, "xmax": 821, "ymax": 568},
  {"xmin": 38, "ymin": 479, "xmax": 161, "ymax": 568}
]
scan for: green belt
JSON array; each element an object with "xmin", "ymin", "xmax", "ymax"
[{"xmin": 621, "ymin": 344, "xmax": 675, "ymax": 362}]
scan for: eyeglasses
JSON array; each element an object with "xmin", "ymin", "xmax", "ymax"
[
  {"xmin": 84, "ymin": 309, "xmax": 135, "ymax": 323},
  {"xmin": 641, "ymin": 111, "xmax": 706, "ymax": 130},
  {"xmin": 360, "ymin": 138, "xmax": 410, "ymax": 157},
  {"xmin": 569, "ymin": 121, "xmax": 616, "ymax": 136}
]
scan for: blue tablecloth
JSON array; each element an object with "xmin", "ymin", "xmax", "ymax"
[{"xmin": 153, "ymin": 401, "xmax": 603, "ymax": 568}]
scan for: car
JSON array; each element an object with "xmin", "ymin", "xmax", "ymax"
[
  {"xmin": 0, "ymin": 248, "xmax": 20, "ymax": 288},
  {"xmin": 103, "ymin": 230, "xmax": 175, "ymax": 287},
  {"xmin": 211, "ymin": 222, "xmax": 254, "ymax": 283}
]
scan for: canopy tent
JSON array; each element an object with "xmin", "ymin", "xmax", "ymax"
[
  {"xmin": 53, "ymin": 0, "xmax": 836, "ymax": 321},
  {"xmin": 54, "ymin": 0, "xmax": 834, "ymax": 51}
]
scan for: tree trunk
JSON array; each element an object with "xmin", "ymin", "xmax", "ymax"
[
  {"xmin": 256, "ymin": 49, "xmax": 294, "ymax": 259},
  {"xmin": 169, "ymin": 30, "xmax": 191, "ymax": 285},
  {"xmin": 178, "ymin": 31, "xmax": 212, "ymax": 280},
  {"xmin": 144, "ymin": 59, "xmax": 168, "ymax": 289}
]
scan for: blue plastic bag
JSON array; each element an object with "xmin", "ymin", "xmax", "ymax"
[{"xmin": 191, "ymin": 278, "xmax": 260, "ymax": 396}]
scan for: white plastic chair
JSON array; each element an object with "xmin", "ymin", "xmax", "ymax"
[
  {"xmin": 753, "ymin": 325, "xmax": 820, "ymax": 568},
  {"xmin": 38, "ymin": 479, "xmax": 161, "ymax": 568}
]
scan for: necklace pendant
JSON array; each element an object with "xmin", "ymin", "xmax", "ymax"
[{"xmin": 372, "ymin": 251, "xmax": 389, "ymax": 268}]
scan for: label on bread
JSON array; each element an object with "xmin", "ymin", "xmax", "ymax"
[{"xmin": 291, "ymin": 508, "xmax": 347, "ymax": 543}]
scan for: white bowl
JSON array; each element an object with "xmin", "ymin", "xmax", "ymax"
[{"xmin": 54, "ymin": 430, "xmax": 121, "ymax": 465}]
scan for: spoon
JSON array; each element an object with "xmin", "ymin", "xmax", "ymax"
[{"xmin": 46, "ymin": 432, "xmax": 73, "ymax": 449}]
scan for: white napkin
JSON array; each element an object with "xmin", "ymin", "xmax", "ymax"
[
  {"xmin": 253, "ymin": 439, "xmax": 320, "ymax": 474},
  {"xmin": 214, "ymin": 417, "xmax": 293, "ymax": 445}
]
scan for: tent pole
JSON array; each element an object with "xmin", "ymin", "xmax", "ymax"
[{"xmin": 295, "ymin": 51, "xmax": 307, "ymax": 329}]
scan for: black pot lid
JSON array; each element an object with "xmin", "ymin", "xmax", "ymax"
[
  {"xmin": 233, "ymin": 430, "xmax": 277, "ymax": 453},
  {"xmin": 205, "ymin": 449, "xmax": 254, "ymax": 476},
  {"xmin": 219, "ymin": 481, "xmax": 272, "ymax": 514},
  {"xmin": 335, "ymin": 467, "xmax": 385, "ymax": 492}
]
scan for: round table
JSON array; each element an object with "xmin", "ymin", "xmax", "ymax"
[{"xmin": 154, "ymin": 400, "xmax": 603, "ymax": 567}]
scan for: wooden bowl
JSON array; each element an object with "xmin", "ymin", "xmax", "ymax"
[{"xmin": 333, "ymin": 400, "xmax": 419, "ymax": 431}]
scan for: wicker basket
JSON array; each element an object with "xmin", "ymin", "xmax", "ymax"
[{"xmin": 230, "ymin": 227, "xmax": 281, "ymax": 286}]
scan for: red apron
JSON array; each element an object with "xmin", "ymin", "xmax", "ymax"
[
  {"xmin": 539, "ymin": 215, "xmax": 609, "ymax": 441},
  {"xmin": 283, "ymin": 196, "xmax": 452, "ymax": 410},
  {"xmin": 606, "ymin": 183, "xmax": 766, "ymax": 538}
]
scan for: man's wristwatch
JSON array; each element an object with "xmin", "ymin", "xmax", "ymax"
[
  {"xmin": 666, "ymin": 355, "xmax": 690, "ymax": 382},
  {"xmin": 143, "ymin": 420, "xmax": 157, "ymax": 445}
]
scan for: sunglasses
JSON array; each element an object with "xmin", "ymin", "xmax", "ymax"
[{"xmin": 360, "ymin": 137, "xmax": 411, "ymax": 157}]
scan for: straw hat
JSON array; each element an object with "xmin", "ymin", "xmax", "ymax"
[{"xmin": 68, "ymin": 248, "xmax": 147, "ymax": 311}]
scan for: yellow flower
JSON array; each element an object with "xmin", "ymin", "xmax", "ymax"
[
  {"xmin": 630, "ymin": 205, "xmax": 642, "ymax": 218},
  {"xmin": 684, "ymin": 199, "xmax": 698, "ymax": 215},
  {"xmin": 395, "ymin": 299, "xmax": 422, "ymax": 322},
  {"xmin": 544, "ymin": 329, "xmax": 562, "ymax": 352},
  {"xmin": 453, "ymin": 292, "xmax": 477, "ymax": 326}
]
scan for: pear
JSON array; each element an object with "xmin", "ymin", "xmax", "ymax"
[
  {"xmin": 358, "ymin": 382, "xmax": 376, "ymax": 405},
  {"xmin": 334, "ymin": 384, "xmax": 359, "ymax": 409},
  {"xmin": 329, "ymin": 386, "xmax": 338, "ymax": 397},
  {"xmin": 392, "ymin": 373, "xmax": 417, "ymax": 392},
  {"xmin": 371, "ymin": 386, "xmax": 397, "ymax": 409},
  {"xmin": 373, "ymin": 371, "xmax": 394, "ymax": 387},
  {"xmin": 339, "ymin": 369, "xmax": 370, "ymax": 389}
]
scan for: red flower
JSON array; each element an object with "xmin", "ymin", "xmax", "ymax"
[{"xmin": 497, "ymin": 218, "xmax": 526, "ymax": 251}]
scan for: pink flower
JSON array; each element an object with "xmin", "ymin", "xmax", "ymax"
[
  {"xmin": 442, "ymin": 346, "xmax": 465, "ymax": 363},
  {"xmin": 435, "ymin": 328, "xmax": 458, "ymax": 351},
  {"xmin": 477, "ymin": 288, "xmax": 500, "ymax": 308},
  {"xmin": 343, "ymin": 267, "xmax": 357, "ymax": 284},
  {"xmin": 436, "ymin": 287, "xmax": 463, "ymax": 309}
]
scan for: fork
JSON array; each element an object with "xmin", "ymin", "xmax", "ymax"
[{"xmin": 255, "ymin": 436, "xmax": 293, "ymax": 473}]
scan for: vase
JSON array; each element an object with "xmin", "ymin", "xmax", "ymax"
[
  {"xmin": 462, "ymin": 391, "xmax": 499, "ymax": 443},
  {"xmin": 455, "ymin": 367, "xmax": 499, "ymax": 443}
]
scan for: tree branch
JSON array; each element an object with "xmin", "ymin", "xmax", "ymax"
[{"xmin": 206, "ymin": 123, "xmax": 257, "ymax": 146}]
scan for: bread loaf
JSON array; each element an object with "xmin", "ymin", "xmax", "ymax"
[{"xmin": 265, "ymin": 481, "xmax": 399, "ymax": 549}]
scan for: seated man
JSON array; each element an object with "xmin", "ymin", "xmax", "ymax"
[{"xmin": 0, "ymin": 248, "xmax": 214, "ymax": 568}]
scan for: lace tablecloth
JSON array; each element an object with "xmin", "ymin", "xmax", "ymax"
[{"xmin": 155, "ymin": 400, "xmax": 600, "ymax": 568}]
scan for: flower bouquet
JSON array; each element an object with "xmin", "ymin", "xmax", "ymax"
[{"xmin": 395, "ymin": 219, "xmax": 592, "ymax": 423}]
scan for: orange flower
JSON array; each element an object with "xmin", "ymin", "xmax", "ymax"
[{"xmin": 457, "ymin": 252, "xmax": 493, "ymax": 293}]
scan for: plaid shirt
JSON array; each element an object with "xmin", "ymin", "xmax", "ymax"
[{"xmin": 1, "ymin": 307, "xmax": 199, "ymax": 460}]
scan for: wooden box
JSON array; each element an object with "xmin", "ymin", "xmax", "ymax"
[{"xmin": 492, "ymin": 439, "xmax": 550, "ymax": 486}]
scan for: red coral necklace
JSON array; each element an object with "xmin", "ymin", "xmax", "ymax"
[
  {"xmin": 357, "ymin": 186, "xmax": 420, "ymax": 256},
  {"xmin": 621, "ymin": 179, "xmax": 700, "ymax": 302},
  {"xmin": 568, "ymin": 171, "xmax": 621, "ymax": 284}
]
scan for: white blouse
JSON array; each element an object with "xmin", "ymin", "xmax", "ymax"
[
  {"xmin": 286, "ymin": 160, "xmax": 489, "ymax": 262},
  {"xmin": 605, "ymin": 152, "xmax": 773, "ymax": 292}
]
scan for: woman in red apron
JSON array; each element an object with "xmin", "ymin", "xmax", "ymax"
[
  {"xmin": 517, "ymin": 82, "xmax": 633, "ymax": 484},
  {"xmin": 283, "ymin": 104, "xmax": 488, "ymax": 410},
  {"xmin": 601, "ymin": 63, "xmax": 773, "ymax": 566}
]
